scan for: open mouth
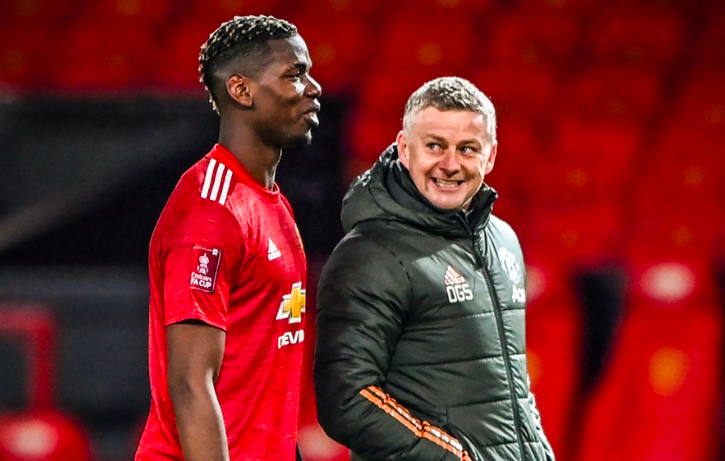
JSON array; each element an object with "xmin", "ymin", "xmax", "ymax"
[
  {"xmin": 303, "ymin": 111, "xmax": 319, "ymax": 127},
  {"xmin": 303, "ymin": 104, "xmax": 320, "ymax": 127},
  {"xmin": 432, "ymin": 178, "xmax": 464, "ymax": 188}
]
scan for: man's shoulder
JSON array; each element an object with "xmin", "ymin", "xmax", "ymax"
[
  {"xmin": 488, "ymin": 214, "xmax": 519, "ymax": 238},
  {"xmin": 153, "ymin": 157, "xmax": 244, "ymax": 239},
  {"xmin": 338, "ymin": 220, "xmax": 413, "ymax": 255}
]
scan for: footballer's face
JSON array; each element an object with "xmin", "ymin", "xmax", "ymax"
[
  {"xmin": 397, "ymin": 107, "xmax": 497, "ymax": 211},
  {"xmin": 247, "ymin": 35, "xmax": 322, "ymax": 148}
]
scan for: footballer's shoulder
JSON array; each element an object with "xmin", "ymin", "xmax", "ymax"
[{"xmin": 192, "ymin": 156, "xmax": 236, "ymax": 207}]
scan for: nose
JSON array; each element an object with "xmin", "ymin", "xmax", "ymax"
[
  {"xmin": 438, "ymin": 149, "xmax": 460, "ymax": 174},
  {"xmin": 306, "ymin": 74, "xmax": 322, "ymax": 98}
]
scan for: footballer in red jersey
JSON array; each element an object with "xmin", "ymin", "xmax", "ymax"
[{"xmin": 135, "ymin": 15, "xmax": 321, "ymax": 461}]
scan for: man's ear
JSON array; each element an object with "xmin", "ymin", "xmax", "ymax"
[
  {"xmin": 396, "ymin": 130, "xmax": 410, "ymax": 168},
  {"xmin": 226, "ymin": 74, "xmax": 253, "ymax": 108},
  {"xmin": 485, "ymin": 141, "xmax": 497, "ymax": 175}
]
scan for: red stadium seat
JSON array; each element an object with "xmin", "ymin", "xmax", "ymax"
[
  {"xmin": 346, "ymin": 101, "xmax": 402, "ymax": 180},
  {"xmin": 0, "ymin": 0, "xmax": 76, "ymax": 25},
  {"xmin": 525, "ymin": 119, "xmax": 641, "ymax": 203},
  {"xmin": 292, "ymin": 12, "xmax": 370, "ymax": 96},
  {"xmin": 0, "ymin": 24, "xmax": 52, "ymax": 91},
  {"xmin": 626, "ymin": 205, "xmax": 725, "ymax": 267},
  {"xmin": 518, "ymin": 202, "xmax": 625, "ymax": 268},
  {"xmin": 487, "ymin": 11, "xmax": 581, "ymax": 66},
  {"xmin": 487, "ymin": 118, "xmax": 552, "ymax": 203},
  {"xmin": 0, "ymin": 411, "xmax": 93, "ymax": 461},
  {"xmin": 151, "ymin": 18, "xmax": 213, "ymax": 91},
  {"xmin": 54, "ymin": 18, "xmax": 156, "ymax": 91},
  {"xmin": 589, "ymin": 8, "xmax": 686, "ymax": 70},
  {"xmin": 473, "ymin": 61, "xmax": 562, "ymax": 121},
  {"xmin": 373, "ymin": 10, "xmax": 478, "ymax": 83},
  {"xmin": 525, "ymin": 261, "xmax": 582, "ymax": 460},
  {"xmin": 0, "ymin": 307, "xmax": 93, "ymax": 461},
  {"xmin": 675, "ymin": 70, "xmax": 725, "ymax": 142},
  {"xmin": 389, "ymin": 0, "xmax": 495, "ymax": 15},
  {"xmin": 184, "ymin": 0, "xmax": 286, "ymax": 27},
  {"xmin": 78, "ymin": 0, "xmax": 174, "ymax": 27},
  {"xmin": 575, "ymin": 262, "xmax": 722, "ymax": 461},
  {"xmin": 633, "ymin": 73, "xmax": 725, "ymax": 211},
  {"xmin": 293, "ymin": 0, "xmax": 388, "ymax": 20},
  {"xmin": 348, "ymin": 70, "xmax": 423, "ymax": 159},
  {"xmin": 696, "ymin": 9, "xmax": 725, "ymax": 70},
  {"xmin": 564, "ymin": 65, "xmax": 663, "ymax": 124},
  {"xmin": 633, "ymin": 151, "xmax": 725, "ymax": 216},
  {"xmin": 516, "ymin": 0, "xmax": 602, "ymax": 16}
]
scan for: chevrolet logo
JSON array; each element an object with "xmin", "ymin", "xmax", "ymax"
[{"xmin": 276, "ymin": 282, "xmax": 306, "ymax": 324}]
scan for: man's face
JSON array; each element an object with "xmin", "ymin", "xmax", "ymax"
[
  {"xmin": 248, "ymin": 35, "xmax": 322, "ymax": 148},
  {"xmin": 397, "ymin": 107, "xmax": 497, "ymax": 211}
]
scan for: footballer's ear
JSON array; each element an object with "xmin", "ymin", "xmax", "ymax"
[
  {"xmin": 226, "ymin": 74, "xmax": 253, "ymax": 108},
  {"xmin": 396, "ymin": 130, "xmax": 410, "ymax": 168}
]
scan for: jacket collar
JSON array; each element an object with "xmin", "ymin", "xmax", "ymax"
[{"xmin": 342, "ymin": 144, "xmax": 497, "ymax": 238}]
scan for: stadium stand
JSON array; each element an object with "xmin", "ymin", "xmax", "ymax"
[{"xmin": 0, "ymin": 0, "xmax": 724, "ymax": 459}]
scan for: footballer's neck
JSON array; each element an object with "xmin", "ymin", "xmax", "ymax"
[{"xmin": 218, "ymin": 118, "xmax": 281, "ymax": 190}]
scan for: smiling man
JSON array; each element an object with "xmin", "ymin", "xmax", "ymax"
[
  {"xmin": 135, "ymin": 15, "xmax": 321, "ymax": 461},
  {"xmin": 314, "ymin": 77, "xmax": 554, "ymax": 461}
]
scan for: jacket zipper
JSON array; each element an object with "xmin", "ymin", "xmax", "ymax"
[{"xmin": 471, "ymin": 233, "xmax": 527, "ymax": 460}]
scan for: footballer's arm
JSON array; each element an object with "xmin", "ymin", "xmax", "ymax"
[{"xmin": 167, "ymin": 320, "xmax": 229, "ymax": 461}]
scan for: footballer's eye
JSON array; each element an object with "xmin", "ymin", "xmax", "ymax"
[{"xmin": 426, "ymin": 142, "xmax": 442, "ymax": 151}]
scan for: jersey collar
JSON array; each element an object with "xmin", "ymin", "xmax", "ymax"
[{"xmin": 210, "ymin": 143, "xmax": 280, "ymax": 202}]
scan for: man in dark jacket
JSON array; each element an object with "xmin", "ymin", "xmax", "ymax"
[{"xmin": 314, "ymin": 77, "xmax": 554, "ymax": 461}]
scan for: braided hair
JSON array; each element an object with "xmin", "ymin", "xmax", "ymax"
[{"xmin": 199, "ymin": 15, "xmax": 298, "ymax": 114}]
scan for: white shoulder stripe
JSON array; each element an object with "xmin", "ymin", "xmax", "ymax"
[
  {"xmin": 219, "ymin": 169, "xmax": 233, "ymax": 205},
  {"xmin": 200, "ymin": 159, "xmax": 217, "ymax": 199},
  {"xmin": 209, "ymin": 163, "xmax": 226, "ymax": 201}
]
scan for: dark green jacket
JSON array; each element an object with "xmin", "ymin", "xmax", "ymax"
[{"xmin": 315, "ymin": 145, "xmax": 554, "ymax": 461}]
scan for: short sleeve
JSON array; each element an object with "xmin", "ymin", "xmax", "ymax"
[{"xmin": 161, "ymin": 202, "xmax": 243, "ymax": 331}]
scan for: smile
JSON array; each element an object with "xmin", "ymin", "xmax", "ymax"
[{"xmin": 432, "ymin": 178, "xmax": 464, "ymax": 188}]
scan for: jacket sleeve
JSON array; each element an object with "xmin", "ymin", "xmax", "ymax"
[
  {"xmin": 314, "ymin": 234, "xmax": 472, "ymax": 461},
  {"xmin": 527, "ymin": 376, "xmax": 556, "ymax": 461}
]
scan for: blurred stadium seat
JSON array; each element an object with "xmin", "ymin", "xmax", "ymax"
[
  {"xmin": 151, "ymin": 18, "xmax": 214, "ymax": 90},
  {"xmin": 526, "ymin": 262, "xmax": 582, "ymax": 460},
  {"xmin": 0, "ymin": 306, "xmax": 93, "ymax": 461},
  {"xmin": 575, "ymin": 262, "xmax": 723, "ymax": 461},
  {"xmin": 697, "ymin": 9, "xmax": 725, "ymax": 70},
  {"xmin": 487, "ymin": 11, "xmax": 581, "ymax": 67},
  {"xmin": 563, "ymin": 65, "xmax": 663, "ymax": 124},
  {"xmin": 54, "ymin": 19, "xmax": 156, "ymax": 91},
  {"xmin": 473, "ymin": 61, "xmax": 562, "ymax": 121},
  {"xmin": 519, "ymin": 202, "xmax": 625, "ymax": 269},
  {"xmin": 0, "ymin": 0, "xmax": 77, "ymax": 24},
  {"xmin": 524, "ymin": 119, "xmax": 641, "ymax": 204},
  {"xmin": 588, "ymin": 7, "xmax": 686, "ymax": 71},
  {"xmin": 291, "ymin": 11, "xmax": 370, "ymax": 96}
]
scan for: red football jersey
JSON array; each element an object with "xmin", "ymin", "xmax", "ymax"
[{"xmin": 135, "ymin": 144, "xmax": 307, "ymax": 460}]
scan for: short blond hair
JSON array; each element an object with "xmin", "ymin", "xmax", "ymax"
[{"xmin": 403, "ymin": 76, "xmax": 497, "ymax": 141}]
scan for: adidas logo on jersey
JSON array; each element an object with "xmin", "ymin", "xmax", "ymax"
[
  {"xmin": 201, "ymin": 159, "xmax": 233, "ymax": 205},
  {"xmin": 445, "ymin": 265, "xmax": 473, "ymax": 303},
  {"xmin": 268, "ymin": 239, "xmax": 281, "ymax": 261}
]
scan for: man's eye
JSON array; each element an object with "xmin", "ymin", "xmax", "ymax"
[{"xmin": 426, "ymin": 143, "xmax": 441, "ymax": 150}]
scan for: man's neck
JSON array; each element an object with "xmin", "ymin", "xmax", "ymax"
[{"xmin": 218, "ymin": 118, "xmax": 282, "ymax": 190}]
